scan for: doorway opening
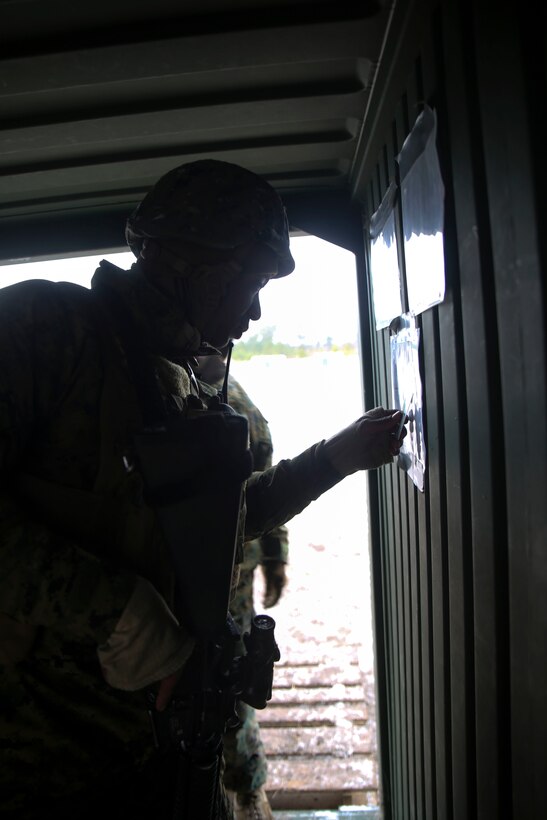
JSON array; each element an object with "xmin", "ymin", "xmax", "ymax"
[
  {"xmin": 228, "ymin": 234, "xmax": 381, "ymax": 814},
  {"xmin": 0, "ymin": 236, "xmax": 381, "ymax": 816}
]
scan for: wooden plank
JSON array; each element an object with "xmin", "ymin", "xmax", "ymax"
[
  {"xmin": 267, "ymin": 755, "xmax": 379, "ymax": 791},
  {"xmin": 258, "ymin": 703, "xmax": 370, "ymax": 727},
  {"xmin": 273, "ymin": 663, "xmax": 363, "ymax": 688},
  {"xmin": 260, "ymin": 725, "xmax": 375, "ymax": 757},
  {"xmin": 268, "ymin": 789, "xmax": 380, "ymax": 811},
  {"xmin": 274, "ymin": 648, "xmax": 360, "ymax": 667},
  {"xmin": 269, "ymin": 685, "xmax": 365, "ymax": 706}
]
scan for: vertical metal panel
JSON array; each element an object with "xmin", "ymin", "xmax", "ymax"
[
  {"xmin": 379, "ymin": 130, "xmax": 411, "ymax": 820},
  {"xmin": 409, "ymin": 41, "xmax": 437, "ymax": 820},
  {"xmin": 420, "ymin": 308, "xmax": 451, "ymax": 820},
  {"xmin": 471, "ymin": 3, "xmax": 547, "ymax": 816},
  {"xmin": 416, "ymin": 487, "xmax": 435, "ymax": 820},
  {"xmin": 358, "ymin": 2, "xmax": 546, "ymax": 819},
  {"xmin": 439, "ymin": 1, "xmax": 509, "ymax": 816},
  {"xmin": 427, "ymin": 33, "xmax": 477, "ymax": 813},
  {"xmin": 411, "ymin": 35, "xmax": 457, "ymax": 820},
  {"xmin": 369, "ymin": 155, "xmax": 400, "ymax": 820},
  {"xmin": 437, "ymin": 292, "xmax": 473, "ymax": 820},
  {"xmin": 399, "ymin": 72, "xmax": 426, "ymax": 820},
  {"xmin": 355, "ymin": 238, "xmax": 394, "ymax": 819},
  {"xmin": 399, "ymin": 470, "xmax": 417, "ymax": 820},
  {"xmin": 393, "ymin": 96, "xmax": 418, "ymax": 820},
  {"xmin": 407, "ymin": 481, "xmax": 423, "ymax": 816},
  {"xmin": 361, "ymin": 171, "xmax": 398, "ymax": 820}
]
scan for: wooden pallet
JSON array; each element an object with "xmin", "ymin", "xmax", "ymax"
[
  {"xmin": 250, "ymin": 478, "xmax": 381, "ymax": 812},
  {"xmin": 260, "ymin": 655, "xmax": 380, "ymax": 811}
]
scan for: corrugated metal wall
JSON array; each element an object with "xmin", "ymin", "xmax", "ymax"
[{"xmin": 356, "ymin": 2, "xmax": 547, "ymax": 818}]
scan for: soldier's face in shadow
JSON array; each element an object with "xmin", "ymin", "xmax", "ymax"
[{"xmin": 202, "ymin": 243, "xmax": 277, "ymax": 347}]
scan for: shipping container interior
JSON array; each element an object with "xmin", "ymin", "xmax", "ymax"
[{"xmin": 1, "ymin": 1, "xmax": 545, "ymax": 817}]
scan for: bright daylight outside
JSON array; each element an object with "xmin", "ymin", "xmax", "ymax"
[{"xmin": 0, "ymin": 235, "xmax": 381, "ymax": 814}]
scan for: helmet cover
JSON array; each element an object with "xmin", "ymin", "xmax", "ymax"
[{"xmin": 125, "ymin": 159, "xmax": 294, "ymax": 276}]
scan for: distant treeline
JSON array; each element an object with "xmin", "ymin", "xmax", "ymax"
[{"xmin": 232, "ymin": 327, "xmax": 356, "ymax": 360}]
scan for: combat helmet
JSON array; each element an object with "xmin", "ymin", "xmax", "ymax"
[{"xmin": 125, "ymin": 159, "xmax": 295, "ymax": 276}]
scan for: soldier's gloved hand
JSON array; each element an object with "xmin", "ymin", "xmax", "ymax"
[
  {"xmin": 262, "ymin": 561, "xmax": 287, "ymax": 608},
  {"xmin": 322, "ymin": 407, "xmax": 407, "ymax": 476}
]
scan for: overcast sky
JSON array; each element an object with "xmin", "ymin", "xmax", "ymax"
[{"xmin": 0, "ymin": 235, "xmax": 359, "ymax": 346}]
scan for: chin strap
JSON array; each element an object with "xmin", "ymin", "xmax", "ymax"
[{"xmin": 220, "ymin": 341, "xmax": 234, "ymax": 405}]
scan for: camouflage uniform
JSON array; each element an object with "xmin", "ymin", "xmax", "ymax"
[
  {"xmin": 212, "ymin": 375, "xmax": 288, "ymax": 794},
  {"xmin": 0, "ymin": 261, "xmax": 341, "ymax": 818}
]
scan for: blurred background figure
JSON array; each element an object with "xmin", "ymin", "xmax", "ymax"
[{"xmin": 196, "ymin": 349, "xmax": 289, "ymax": 820}]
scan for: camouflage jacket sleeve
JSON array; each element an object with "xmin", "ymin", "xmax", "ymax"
[
  {"xmin": 244, "ymin": 441, "xmax": 342, "ymax": 541},
  {"xmin": 224, "ymin": 376, "xmax": 341, "ymax": 543},
  {"xmin": 0, "ymin": 281, "xmax": 135, "ymax": 646},
  {"xmin": 226, "ymin": 376, "xmax": 289, "ymax": 563}
]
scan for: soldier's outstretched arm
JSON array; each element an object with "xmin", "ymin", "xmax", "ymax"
[{"xmin": 244, "ymin": 407, "xmax": 406, "ymax": 540}]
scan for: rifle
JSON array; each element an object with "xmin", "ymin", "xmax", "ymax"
[{"xmin": 133, "ymin": 395, "xmax": 281, "ymax": 819}]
